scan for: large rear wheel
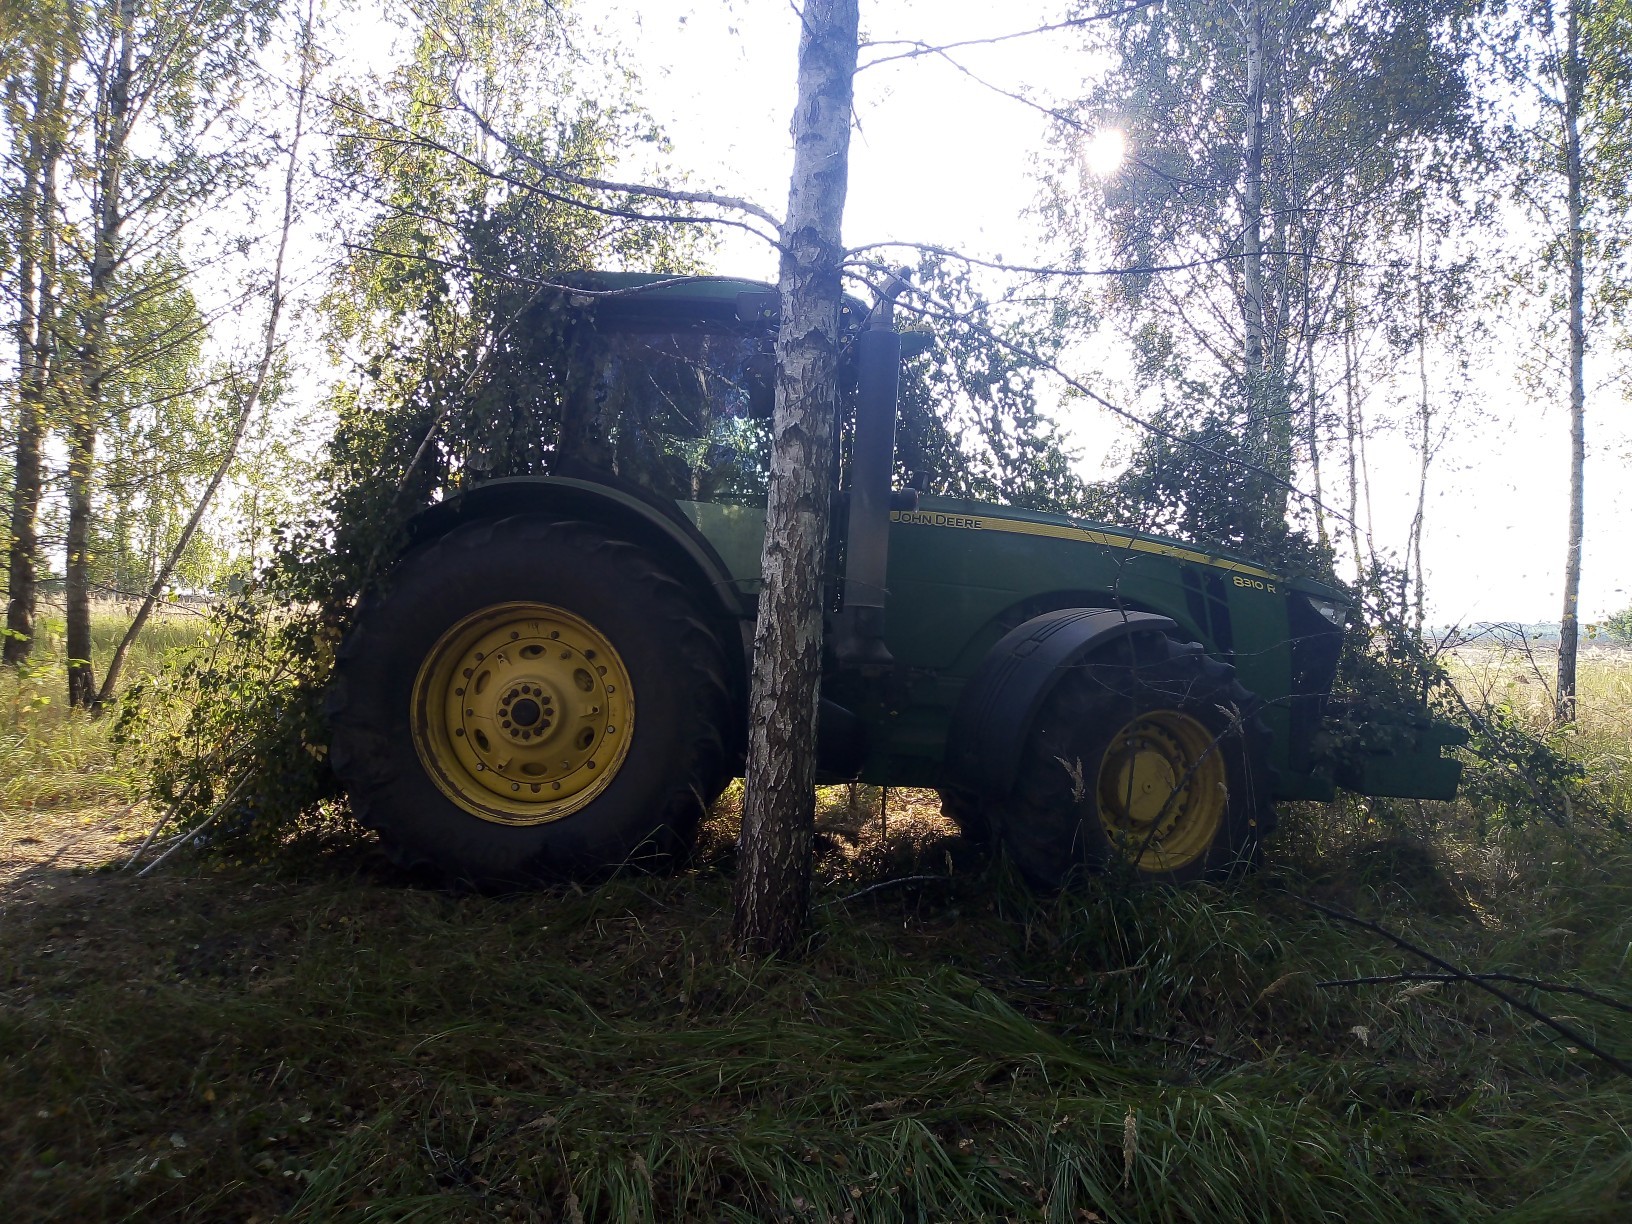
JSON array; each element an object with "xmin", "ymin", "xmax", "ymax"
[
  {"xmin": 994, "ymin": 632, "xmax": 1272, "ymax": 889},
  {"xmin": 327, "ymin": 516, "xmax": 732, "ymax": 888}
]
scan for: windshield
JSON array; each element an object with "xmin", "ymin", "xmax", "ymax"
[{"xmin": 561, "ymin": 326, "xmax": 772, "ymax": 506}]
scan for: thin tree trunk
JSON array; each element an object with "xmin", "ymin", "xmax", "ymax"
[
  {"xmin": 1408, "ymin": 217, "xmax": 1431, "ymax": 638},
  {"xmin": 1301, "ymin": 242, "xmax": 1326, "ymax": 550},
  {"xmin": 66, "ymin": 0, "xmax": 137, "ymax": 707},
  {"xmin": 95, "ymin": 2, "xmax": 313, "ymax": 709},
  {"xmin": 1556, "ymin": 0, "xmax": 1587, "ymax": 723},
  {"xmin": 732, "ymin": 0, "xmax": 858, "ymax": 958},
  {"xmin": 1240, "ymin": 0, "xmax": 1269, "ymax": 475},
  {"xmin": 1343, "ymin": 276, "xmax": 1364, "ymax": 580},
  {"xmin": 1353, "ymin": 310, "xmax": 1380, "ymax": 579},
  {"xmin": 5, "ymin": 46, "xmax": 66, "ymax": 667},
  {"xmin": 64, "ymin": 425, "xmax": 97, "ymax": 705},
  {"xmin": 5, "ymin": 78, "xmax": 45, "ymax": 666}
]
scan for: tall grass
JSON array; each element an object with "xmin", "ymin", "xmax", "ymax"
[
  {"xmin": 0, "ymin": 639, "xmax": 1629, "ymax": 1219},
  {"xmin": 0, "ymin": 606, "xmax": 209, "ymax": 812},
  {"xmin": 1451, "ymin": 643, "xmax": 1632, "ymax": 814},
  {"xmin": 2, "ymin": 821, "xmax": 1630, "ymax": 1221}
]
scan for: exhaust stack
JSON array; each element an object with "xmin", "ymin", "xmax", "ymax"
[{"xmin": 832, "ymin": 276, "xmax": 907, "ymax": 666}]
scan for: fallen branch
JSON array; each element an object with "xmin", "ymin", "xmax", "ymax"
[
  {"xmin": 1316, "ymin": 971, "xmax": 1632, "ymax": 1018},
  {"xmin": 824, "ymin": 874, "xmax": 950, "ymax": 906},
  {"xmin": 1291, "ymin": 894, "xmax": 1632, "ymax": 1079},
  {"xmin": 131, "ymin": 773, "xmax": 253, "ymax": 878},
  {"xmin": 123, "ymin": 779, "xmax": 203, "ymax": 869}
]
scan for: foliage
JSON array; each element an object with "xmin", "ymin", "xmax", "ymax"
[
  {"xmin": 892, "ymin": 255, "xmax": 1092, "ymax": 515},
  {"xmin": 1604, "ymin": 605, "xmax": 1632, "ymax": 643},
  {"xmin": 1, "ymin": 609, "xmax": 199, "ymax": 810},
  {"xmin": 1319, "ymin": 563, "xmax": 1596, "ymax": 833},
  {"xmin": 1094, "ymin": 401, "xmax": 1339, "ymax": 577},
  {"xmin": 117, "ymin": 1, "xmax": 700, "ymax": 851},
  {"xmin": 92, "ymin": 258, "xmax": 218, "ymax": 596},
  {"xmin": 1041, "ymin": 0, "xmax": 1493, "ymax": 559}
]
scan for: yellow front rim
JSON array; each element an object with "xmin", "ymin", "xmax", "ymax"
[
  {"xmin": 411, "ymin": 602, "xmax": 634, "ymax": 826},
  {"xmin": 1096, "ymin": 709, "xmax": 1227, "ymax": 873}
]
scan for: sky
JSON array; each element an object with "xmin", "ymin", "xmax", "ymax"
[
  {"xmin": 573, "ymin": 1, "xmax": 1632, "ymax": 628},
  {"xmin": 249, "ymin": 1, "xmax": 1608, "ymax": 627}
]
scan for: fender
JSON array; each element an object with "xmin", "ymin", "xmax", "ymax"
[
  {"xmin": 944, "ymin": 607, "xmax": 1177, "ymax": 798},
  {"xmin": 407, "ymin": 475, "xmax": 747, "ymax": 621}
]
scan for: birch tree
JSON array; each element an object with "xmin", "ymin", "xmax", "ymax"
[
  {"xmin": 731, "ymin": 0, "xmax": 859, "ymax": 957},
  {"xmin": 1044, "ymin": 0, "xmax": 1487, "ymax": 545},
  {"xmin": 1496, "ymin": 0, "xmax": 1632, "ymax": 720},
  {"xmin": 2, "ymin": 0, "xmax": 72, "ymax": 666},
  {"xmin": 58, "ymin": 0, "xmax": 279, "ymax": 705}
]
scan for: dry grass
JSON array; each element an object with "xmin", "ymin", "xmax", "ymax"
[{"xmin": 1, "ymin": 606, "xmax": 207, "ymax": 813}]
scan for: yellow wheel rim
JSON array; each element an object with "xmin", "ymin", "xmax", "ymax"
[
  {"xmin": 1096, "ymin": 709, "xmax": 1227, "ymax": 873},
  {"xmin": 411, "ymin": 602, "xmax": 634, "ymax": 826}
]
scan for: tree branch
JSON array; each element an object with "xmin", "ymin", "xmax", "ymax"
[
  {"xmin": 846, "ymin": 260, "xmax": 1359, "ymax": 530},
  {"xmin": 1316, "ymin": 971, "xmax": 1632, "ymax": 1018},
  {"xmin": 448, "ymin": 90, "xmax": 783, "ymax": 231},
  {"xmin": 1292, "ymin": 893, "xmax": 1632, "ymax": 1080},
  {"xmin": 858, "ymin": 3, "xmax": 1160, "ymax": 71}
]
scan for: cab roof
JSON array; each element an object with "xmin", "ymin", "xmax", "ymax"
[{"xmin": 552, "ymin": 271, "xmax": 868, "ymax": 330}]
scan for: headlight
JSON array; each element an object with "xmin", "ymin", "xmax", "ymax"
[{"xmin": 1307, "ymin": 596, "xmax": 1346, "ymax": 626}]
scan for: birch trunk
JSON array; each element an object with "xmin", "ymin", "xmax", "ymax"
[
  {"xmin": 1239, "ymin": 0, "xmax": 1270, "ymax": 479},
  {"xmin": 4, "ymin": 48, "xmax": 66, "ymax": 666},
  {"xmin": 94, "ymin": 0, "xmax": 314, "ymax": 710},
  {"xmin": 1556, "ymin": 0, "xmax": 1587, "ymax": 723},
  {"xmin": 5, "ymin": 81, "xmax": 44, "ymax": 666},
  {"xmin": 732, "ymin": 0, "xmax": 858, "ymax": 958},
  {"xmin": 1409, "ymin": 219, "xmax": 1431, "ymax": 638},
  {"xmin": 65, "ymin": 0, "xmax": 137, "ymax": 707}
]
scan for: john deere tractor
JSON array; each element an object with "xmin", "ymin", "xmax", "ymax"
[{"xmin": 327, "ymin": 273, "xmax": 1464, "ymax": 890}]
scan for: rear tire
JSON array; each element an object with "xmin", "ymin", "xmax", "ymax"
[
  {"xmin": 993, "ymin": 632, "xmax": 1272, "ymax": 890},
  {"xmin": 327, "ymin": 515, "xmax": 732, "ymax": 889},
  {"xmin": 937, "ymin": 784, "xmax": 993, "ymax": 846}
]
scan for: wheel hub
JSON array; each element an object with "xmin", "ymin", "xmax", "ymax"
[
  {"xmin": 1096, "ymin": 709, "xmax": 1227, "ymax": 872},
  {"xmin": 412, "ymin": 602, "xmax": 634, "ymax": 826}
]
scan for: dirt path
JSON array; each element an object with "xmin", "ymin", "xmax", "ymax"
[{"xmin": 0, "ymin": 804, "xmax": 148, "ymax": 904}]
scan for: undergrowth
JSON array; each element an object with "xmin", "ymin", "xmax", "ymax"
[
  {"xmin": 2, "ymin": 643, "xmax": 1630, "ymax": 1220},
  {"xmin": 1, "ymin": 609, "xmax": 205, "ymax": 813},
  {"xmin": 1, "ymin": 784, "xmax": 1630, "ymax": 1221}
]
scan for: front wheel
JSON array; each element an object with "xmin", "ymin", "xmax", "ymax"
[
  {"xmin": 993, "ymin": 632, "xmax": 1273, "ymax": 889},
  {"xmin": 327, "ymin": 515, "xmax": 732, "ymax": 888}
]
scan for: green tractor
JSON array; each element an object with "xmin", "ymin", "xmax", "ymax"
[{"xmin": 327, "ymin": 273, "xmax": 1464, "ymax": 890}]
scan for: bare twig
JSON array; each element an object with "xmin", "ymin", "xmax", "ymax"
[
  {"xmin": 824, "ymin": 875, "xmax": 950, "ymax": 906},
  {"xmin": 133, "ymin": 773, "xmax": 253, "ymax": 877},
  {"xmin": 858, "ymin": 4, "xmax": 1159, "ymax": 71},
  {"xmin": 449, "ymin": 90, "xmax": 782, "ymax": 231},
  {"xmin": 1316, "ymin": 972, "xmax": 1632, "ymax": 1018},
  {"xmin": 844, "ymin": 240, "xmax": 1362, "ymax": 281}
]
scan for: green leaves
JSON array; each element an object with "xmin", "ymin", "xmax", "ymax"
[{"xmin": 124, "ymin": 0, "xmax": 699, "ymax": 849}]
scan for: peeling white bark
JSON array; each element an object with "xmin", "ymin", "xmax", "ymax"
[{"xmin": 733, "ymin": 0, "xmax": 858, "ymax": 957}]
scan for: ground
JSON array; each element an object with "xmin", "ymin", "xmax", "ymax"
[
  {"xmin": 3, "ymin": 781, "xmax": 1631, "ymax": 1222},
  {"xmin": 2, "ymin": 620, "xmax": 1631, "ymax": 1219}
]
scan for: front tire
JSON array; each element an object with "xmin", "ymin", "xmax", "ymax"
[
  {"xmin": 327, "ymin": 515, "xmax": 732, "ymax": 889},
  {"xmin": 993, "ymin": 632, "xmax": 1272, "ymax": 889}
]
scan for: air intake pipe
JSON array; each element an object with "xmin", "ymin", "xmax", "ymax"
[{"xmin": 832, "ymin": 275, "xmax": 907, "ymax": 667}]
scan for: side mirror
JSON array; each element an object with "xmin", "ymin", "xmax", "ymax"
[
  {"xmin": 898, "ymin": 329, "xmax": 935, "ymax": 359},
  {"xmin": 743, "ymin": 352, "xmax": 776, "ymax": 419}
]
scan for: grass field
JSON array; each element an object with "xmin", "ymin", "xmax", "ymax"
[{"xmin": 2, "ymin": 616, "xmax": 1630, "ymax": 1221}]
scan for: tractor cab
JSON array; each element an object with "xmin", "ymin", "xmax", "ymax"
[{"xmin": 328, "ymin": 270, "xmax": 1467, "ymax": 892}]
